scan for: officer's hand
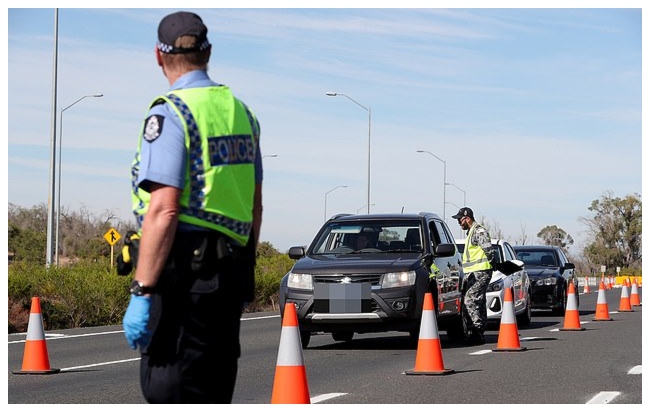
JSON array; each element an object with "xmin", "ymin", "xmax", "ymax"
[{"xmin": 122, "ymin": 295, "xmax": 152, "ymax": 350}]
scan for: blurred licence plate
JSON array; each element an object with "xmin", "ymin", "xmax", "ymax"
[{"xmin": 313, "ymin": 283, "xmax": 372, "ymax": 313}]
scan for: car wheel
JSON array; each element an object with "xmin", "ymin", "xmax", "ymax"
[
  {"xmin": 517, "ymin": 288, "xmax": 532, "ymax": 327},
  {"xmin": 446, "ymin": 307, "xmax": 470, "ymax": 344},
  {"xmin": 552, "ymin": 285, "xmax": 567, "ymax": 315},
  {"xmin": 332, "ymin": 331, "xmax": 354, "ymax": 342},
  {"xmin": 300, "ymin": 330, "xmax": 311, "ymax": 349}
]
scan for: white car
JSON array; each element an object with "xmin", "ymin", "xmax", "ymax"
[{"xmin": 456, "ymin": 238, "xmax": 532, "ymax": 326}]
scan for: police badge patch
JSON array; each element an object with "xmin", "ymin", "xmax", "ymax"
[{"xmin": 143, "ymin": 115, "xmax": 164, "ymax": 142}]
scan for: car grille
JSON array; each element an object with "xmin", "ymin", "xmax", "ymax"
[{"xmin": 313, "ymin": 274, "xmax": 382, "ymax": 286}]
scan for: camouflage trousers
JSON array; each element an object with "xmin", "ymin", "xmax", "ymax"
[{"xmin": 463, "ymin": 270, "xmax": 492, "ymax": 332}]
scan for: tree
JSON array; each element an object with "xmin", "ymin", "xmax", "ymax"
[
  {"xmin": 537, "ymin": 225, "xmax": 574, "ymax": 253},
  {"xmin": 579, "ymin": 191, "xmax": 641, "ymax": 270}
]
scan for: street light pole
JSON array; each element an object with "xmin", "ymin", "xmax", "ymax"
[
  {"xmin": 445, "ymin": 201, "xmax": 464, "ymax": 239},
  {"xmin": 46, "ymin": 9, "xmax": 59, "ymax": 268},
  {"xmin": 326, "ymin": 92, "xmax": 371, "ymax": 214},
  {"xmin": 357, "ymin": 203, "xmax": 375, "ymax": 214},
  {"xmin": 55, "ymin": 93, "xmax": 103, "ymax": 266},
  {"xmin": 445, "ymin": 182, "xmax": 467, "ymax": 206},
  {"xmin": 417, "ymin": 150, "xmax": 447, "ymax": 221},
  {"xmin": 324, "ymin": 185, "xmax": 347, "ymax": 222}
]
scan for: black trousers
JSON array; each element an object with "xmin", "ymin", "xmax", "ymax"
[{"xmin": 139, "ymin": 231, "xmax": 253, "ymax": 403}]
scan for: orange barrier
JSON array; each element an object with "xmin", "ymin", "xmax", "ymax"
[
  {"xmin": 404, "ymin": 292, "xmax": 454, "ymax": 375},
  {"xmin": 493, "ymin": 288, "xmax": 526, "ymax": 352},
  {"xmin": 13, "ymin": 297, "xmax": 60, "ymax": 375},
  {"xmin": 560, "ymin": 281, "xmax": 585, "ymax": 331},
  {"xmin": 271, "ymin": 303, "xmax": 311, "ymax": 404},
  {"xmin": 593, "ymin": 281, "xmax": 613, "ymax": 321}
]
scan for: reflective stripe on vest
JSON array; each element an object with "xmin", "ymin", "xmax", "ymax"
[{"xmin": 462, "ymin": 223, "xmax": 492, "ymax": 273}]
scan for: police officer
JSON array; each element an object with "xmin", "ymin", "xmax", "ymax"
[
  {"xmin": 452, "ymin": 207, "xmax": 494, "ymax": 345},
  {"xmin": 122, "ymin": 11, "xmax": 263, "ymax": 403}
]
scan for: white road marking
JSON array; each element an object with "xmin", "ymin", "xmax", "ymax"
[
  {"xmin": 586, "ymin": 391, "xmax": 621, "ymax": 404},
  {"xmin": 61, "ymin": 358, "xmax": 141, "ymax": 371},
  {"xmin": 628, "ymin": 365, "xmax": 642, "ymax": 374},
  {"xmin": 311, "ymin": 393, "xmax": 348, "ymax": 403}
]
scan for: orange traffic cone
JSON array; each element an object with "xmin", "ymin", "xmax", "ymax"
[
  {"xmin": 560, "ymin": 281, "xmax": 585, "ymax": 331},
  {"xmin": 583, "ymin": 276, "xmax": 591, "ymax": 294},
  {"xmin": 630, "ymin": 278, "xmax": 641, "ymax": 306},
  {"xmin": 607, "ymin": 276, "xmax": 613, "ymax": 290},
  {"xmin": 618, "ymin": 280, "xmax": 633, "ymax": 312},
  {"xmin": 404, "ymin": 292, "xmax": 453, "ymax": 375},
  {"xmin": 271, "ymin": 303, "xmax": 311, "ymax": 404},
  {"xmin": 493, "ymin": 287, "xmax": 526, "ymax": 351},
  {"xmin": 593, "ymin": 281, "xmax": 613, "ymax": 321},
  {"xmin": 13, "ymin": 297, "xmax": 60, "ymax": 374}
]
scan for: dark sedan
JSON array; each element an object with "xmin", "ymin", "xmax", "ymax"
[{"xmin": 512, "ymin": 245, "xmax": 578, "ymax": 314}]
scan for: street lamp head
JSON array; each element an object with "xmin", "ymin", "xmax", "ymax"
[
  {"xmin": 93, "ymin": 93, "xmax": 104, "ymax": 98},
  {"xmin": 325, "ymin": 91, "xmax": 338, "ymax": 96}
]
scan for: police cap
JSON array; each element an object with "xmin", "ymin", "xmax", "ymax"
[
  {"xmin": 157, "ymin": 11, "xmax": 211, "ymax": 54},
  {"xmin": 451, "ymin": 207, "xmax": 474, "ymax": 220}
]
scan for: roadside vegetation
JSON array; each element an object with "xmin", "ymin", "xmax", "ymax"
[{"xmin": 7, "ymin": 191, "xmax": 641, "ymax": 333}]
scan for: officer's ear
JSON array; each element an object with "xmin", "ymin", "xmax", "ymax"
[{"xmin": 155, "ymin": 46, "xmax": 164, "ymax": 67}]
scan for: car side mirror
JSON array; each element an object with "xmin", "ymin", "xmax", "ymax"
[
  {"xmin": 434, "ymin": 243, "xmax": 456, "ymax": 257},
  {"xmin": 288, "ymin": 246, "xmax": 306, "ymax": 260}
]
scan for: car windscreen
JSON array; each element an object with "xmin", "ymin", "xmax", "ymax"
[
  {"xmin": 515, "ymin": 249, "xmax": 557, "ymax": 266},
  {"xmin": 310, "ymin": 220, "xmax": 423, "ymax": 254}
]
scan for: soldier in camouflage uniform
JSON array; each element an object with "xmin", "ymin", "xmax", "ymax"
[{"xmin": 452, "ymin": 207, "xmax": 495, "ymax": 345}]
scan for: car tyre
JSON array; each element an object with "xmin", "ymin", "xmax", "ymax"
[
  {"xmin": 300, "ymin": 330, "xmax": 311, "ymax": 349},
  {"xmin": 332, "ymin": 331, "xmax": 354, "ymax": 342},
  {"xmin": 552, "ymin": 284, "xmax": 567, "ymax": 315},
  {"xmin": 446, "ymin": 308, "xmax": 470, "ymax": 344},
  {"xmin": 516, "ymin": 287, "xmax": 532, "ymax": 327}
]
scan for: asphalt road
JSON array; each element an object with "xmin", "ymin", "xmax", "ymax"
[{"xmin": 8, "ymin": 287, "xmax": 642, "ymax": 404}]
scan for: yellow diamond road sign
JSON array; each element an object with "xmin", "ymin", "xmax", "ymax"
[{"xmin": 104, "ymin": 228, "xmax": 121, "ymax": 246}]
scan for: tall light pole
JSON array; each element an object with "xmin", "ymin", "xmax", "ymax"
[
  {"xmin": 326, "ymin": 92, "xmax": 371, "ymax": 213},
  {"xmin": 445, "ymin": 182, "xmax": 466, "ymax": 206},
  {"xmin": 55, "ymin": 93, "xmax": 103, "ymax": 266},
  {"xmin": 445, "ymin": 201, "xmax": 464, "ymax": 239},
  {"xmin": 46, "ymin": 9, "xmax": 59, "ymax": 268},
  {"xmin": 356, "ymin": 203, "xmax": 375, "ymax": 214},
  {"xmin": 324, "ymin": 185, "xmax": 347, "ymax": 222},
  {"xmin": 417, "ymin": 150, "xmax": 447, "ymax": 221}
]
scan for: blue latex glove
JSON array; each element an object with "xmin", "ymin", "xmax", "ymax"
[{"xmin": 123, "ymin": 295, "xmax": 152, "ymax": 350}]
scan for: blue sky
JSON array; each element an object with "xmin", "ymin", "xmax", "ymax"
[{"xmin": 5, "ymin": 4, "xmax": 644, "ymax": 254}]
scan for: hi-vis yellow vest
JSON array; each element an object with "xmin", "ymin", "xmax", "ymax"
[
  {"xmin": 462, "ymin": 223, "xmax": 492, "ymax": 273},
  {"xmin": 131, "ymin": 86, "xmax": 258, "ymax": 245}
]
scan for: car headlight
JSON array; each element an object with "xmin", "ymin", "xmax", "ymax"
[
  {"xmin": 381, "ymin": 271, "xmax": 416, "ymax": 288},
  {"xmin": 536, "ymin": 277, "xmax": 557, "ymax": 286},
  {"xmin": 287, "ymin": 272, "xmax": 313, "ymax": 290},
  {"xmin": 487, "ymin": 278, "xmax": 504, "ymax": 292}
]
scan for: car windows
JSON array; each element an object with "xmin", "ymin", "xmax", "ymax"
[
  {"xmin": 503, "ymin": 243, "xmax": 516, "ymax": 261},
  {"xmin": 311, "ymin": 220, "xmax": 422, "ymax": 254},
  {"xmin": 514, "ymin": 248, "xmax": 558, "ymax": 266},
  {"xmin": 491, "ymin": 244, "xmax": 505, "ymax": 264}
]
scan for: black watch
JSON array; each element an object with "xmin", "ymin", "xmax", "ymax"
[{"xmin": 130, "ymin": 280, "xmax": 153, "ymax": 296}]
